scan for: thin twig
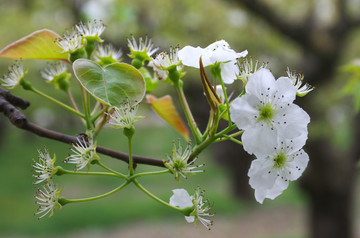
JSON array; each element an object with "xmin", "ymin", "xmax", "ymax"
[{"xmin": 0, "ymin": 90, "xmax": 165, "ymax": 168}]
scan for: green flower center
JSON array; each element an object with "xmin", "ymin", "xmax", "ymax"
[
  {"xmin": 173, "ymin": 158, "xmax": 187, "ymax": 171},
  {"xmin": 258, "ymin": 102, "xmax": 274, "ymax": 123},
  {"xmin": 273, "ymin": 152, "xmax": 286, "ymax": 168}
]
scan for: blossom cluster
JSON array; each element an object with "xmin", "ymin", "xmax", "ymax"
[
  {"xmin": 166, "ymin": 40, "xmax": 313, "ymax": 204},
  {"xmin": 230, "ymin": 68, "xmax": 311, "ymax": 203}
]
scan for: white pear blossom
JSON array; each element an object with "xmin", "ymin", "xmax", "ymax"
[
  {"xmin": 169, "ymin": 188, "xmax": 213, "ymax": 229},
  {"xmin": 32, "ymin": 147, "xmax": 57, "ymax": 184},
  {"xmin": 148, "ymin": 60, "xmax": 167, "ymax": 80},
  {"xmin": 164, "ymin": 141, "xmax": 204, "ymax": 181},
  {"xmin": 64, "ymin": 135, "xmax": 98, "ymax": 171},
  {"xmin": 285, "ymin": 68, "xmax": 314, "ymax": 97},
  {"xmin": 56, "ymin": 30, "xmax": 83, "ymax": 53},
  {"xmin": 34, "ymin": 183, "xmax": 62, "ymax": 219},
  {"xmin": 107, "ymin": 101, "xmax": 143, "ymax": 129},
  {"xmin": 1, "ymin": 61, "xmax": 26, "ymax": 89},
  {"xmin": 248, "ymin": 137, "xmax": 309, "ymax": 204},
  {"xmin": 128, "ymin": 35, "xmax": 158, "ymax": 60},
  {"xmin": 238, "ymin": 58, "xmax": 268, "ymax": 84},
  {"xmin": 230, "ymin": 68, "xmax": 310, "ymax": 155},
  {"xmin": 153, "ymin": 47, "xmax": 182, "ymax": 70},
  {"xmin": 76, "ymin": 19, "xmax": 106, "ymax": 41},
  {"xmin": 40, "ymin": 61, "xmax": 68, "ymax": 82},
  {"xmin": 152, "ymin": 47, "xmax": 183, "ymax": 80},
  {"xmin": 178, "ymin": 40, "xmax": 248, "ymax": 84},
  {"xmin": 93, "ymin": 43, "xmax": 122, "ymax": 63}
]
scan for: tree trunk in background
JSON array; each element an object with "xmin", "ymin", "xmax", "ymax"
[{"xmin": 215, "ymin": 140, "xmax": 253, "ymax": 200}]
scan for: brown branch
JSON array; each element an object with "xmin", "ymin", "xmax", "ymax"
[
  {"xmin": 0, "ymin": 87, "xmax": 29, "ymax": 109},
  {"xmin": 0, "ymin": 91, "xmax": 165, "ymax": 168}
]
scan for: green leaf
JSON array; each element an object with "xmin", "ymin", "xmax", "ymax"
[
  {"xmin": 73, "ymin": 59, "xmax": 146, "ymax": 106},
  {"xmin": 147, "ymin": 94, "xmax": 189, "ymax": 141},
  {"xmin": 0, "ymin": 29, "xmax": 69, "ymax": 61}
]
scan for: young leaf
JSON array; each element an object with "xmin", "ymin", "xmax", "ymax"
[
  {"xmin": 200, "ymin": 58, "xmax": 221, "ymax": 110},
  {"xmin": 0, "ymin": 29, "xmax": 69, "ymax": 62},
  {"xmin": 147, "ymin": 94, "xmax": 189, "ymax": 141},
  {"xmin": 73, "ymin": 59, "xmax": 146, "ymax": 107}
]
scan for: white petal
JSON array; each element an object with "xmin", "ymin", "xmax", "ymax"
[
  {"xmin": 220, "ymin": 60, "xmax": 239, "ymax": 84},
  {"xmin": 169, "ymin": 189, "xmax": 193, "ymax": 208},
  {"xmin": 274, "ymin": 104, "xmax": 310, "ymax": 139},
  {"xmin": 254, "ymin": 177, "xmax": 289, "ymax": 203},
  {"xmin": 178, "ymin": 46, "xmax": 211, "ymax": 68},
  {"xmin": 286, "ymin": 149, "xmax": 309, "ymax": 181},
  {"xmin": 242, "ymin": 125, "xmax": 276, "ymax": 156},
  {"xmin": 215, "ymin": 85, "xmax": 225, "ymax": 103},
  {"xmin": 210, "ymin": 47, "xmax": 239, "ymax": 63},
  {"xmin": 248, "ymin": 158, "xmax": 277, "ymax": 190},
  {"xmin": 230, "ymin": 96, "xmax": 258, "ymax": 130},
  {"xmin": 246, "ymin": 68, "xmax": 276, "ymax": 97},
  {"xmin": 185, "ymin": 216, "xmax": 195, "ymax": 223},
  {"xmin": 205, "ymin": 40, "xmax": 230, "ymax": 50},
  {"xmin": 274, "ymin": 77, "xmax": 297, "ymax": 105}
]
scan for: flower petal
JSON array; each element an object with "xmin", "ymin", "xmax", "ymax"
[
  {"xmin": 220, "ymin": 60, "xmax": 239, "ymax": 84},
  {"xmin": 230, "ymin": 95, "xmax": 258, "ymax": 130},
  {"xmin": 254, "ymin": 177, "xmax": 289, "ymax": 204},
  {"xmin": 169, "ymin": 189, "xmax": 193, "ymax": 208},
  {"xmin": 242, "ymin": 125, "xmax": 276, "ymax": 156},
  {"xmin": 248, "ymin": 158, "xmax": 277, "ymax": 190},
  {"xmin": 178, "ymin": 46, "xmax": 211, "ymax": 68},
  {"xmin": 246, "ymin": 68, "xmax": 276, "ymax": 97},
  {"xmin": 185, "ymin": 216, "xmax": 195, "ymax": 223},
  {"xmin": 286, "ymin": 149, "xmax": 309, "ymax": 181}
]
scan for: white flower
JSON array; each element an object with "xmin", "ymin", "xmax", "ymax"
[
  {"xmin": 107, "ymin": 101, "xmax": 143, "ymax": 129},
  {"xmin": 56, "ymin": 30, "xmax": 83, "ymax": 53},
  {"xmin": 148, "ymin": 60, "xmax": 167, "ymax": 80},
  {"xmin": 169, "ymin": 188, "xmax": 213, "ymax": 229},
  {"xmin": 127, "ymin": 35, "xmax": 158, "ymax": 60},
  {"xmin": 76, "ymin": 19, "xmax": 106, "ymax": 41},
  {"xmin": 41, "ymin": 62, "xmax": 68, "ymax": 82},
  {"xmin": 285, "ymin": 68, "xmax": 314, "ymax": 97},
  {"xmin": 178, "ymin": 40, "xmax": 248, "ymax": 84},
  {"xmin": 34, "ymin": 183, "xmax": 62, "ymax": 219},
  {"xmin": 32, "ymin": 147, "xmax": 57, "ymax": 184},
  {"xmin": 238, "ymin": 58, "xmax": 268, "ymax": 84},
  {"xmin": 153, "ymin": 47, "xmax": 182, "ymax": 70},
  {"xmin": 248, "ymin": 137, "xmax": 309, "ymax": 204},
  {"xmin": 230, "ymin": 68, "xmax": 310, "ymax": 155},
  {"xmin": 1, "ymin": 61, "xmax": 26, "ymax": 89},
  {"xmin": 164, "ymin": 141, "xmax": 204, "ymax": 181},
  {"xmin": 64, "ymin": 135, "xmax": 98, "ymax": 171},
  {"xmin": 93, "ymin": 44, "xmax": 122, "ymax": 63}
]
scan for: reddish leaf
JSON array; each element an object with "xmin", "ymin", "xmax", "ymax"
[
  {"xmin": 147, "ymin": 94, "xmax": 189, "ymax": 141},
  {"xmin": 0, "ymin": 29, "xmax": 69, "ymax": 62}
]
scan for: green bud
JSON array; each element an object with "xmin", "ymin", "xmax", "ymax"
[
  {"xmin": 70, "ymin": 48, "xmax": 86, "ymax": 62},
  {"xmin": 139, "ymin": 67, "xmax": 159, "ymax": 92},
  {"xmin": 84, "ymin": 38, "xmax": 96, "ymax": 58},
  {"xmin": 123, "ymin": 126, "xmax": 135, "ymax": 139},
  {"xmin": 56, "ymin": 75, "xmax": 71, "ymax": 92},
  {"xmin": 168, "ymin": 67, "xmax": 180, "ymax": 85},
  {"xmin": 21, "ymin": 79, "xmax": 33, "ymax": 91},
  {"xmin": 131, "ymin": 58, "xmax": 144, "ymax": 69}
]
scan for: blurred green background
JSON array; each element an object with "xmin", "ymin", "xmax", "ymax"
[{"xmin": 1, "ymin": 0, "xmax": 360, "ymax": 237}]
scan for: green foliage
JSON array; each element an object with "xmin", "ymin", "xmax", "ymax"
[
  {"xmin": 73, "ymin": 59, "xmax": 146, "ymax": 107},
  {"xmin": 341, "ymin": 61, "xmax": 360, "ymax": 112}
]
